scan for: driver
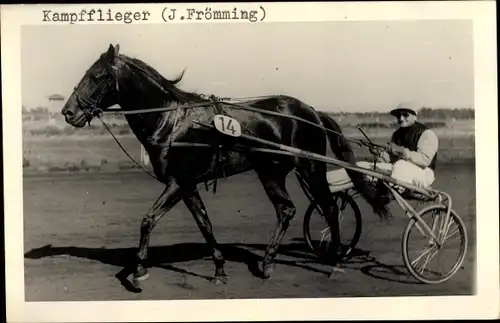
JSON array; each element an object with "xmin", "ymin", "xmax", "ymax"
[{"xmin": 366, "ymin": 102, "xmax": 439, "ymax": 205}]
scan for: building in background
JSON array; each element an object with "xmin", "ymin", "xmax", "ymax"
[
  {"xmin": 47, "ymin": 94, "xmax": 66, "ymax": 124},
  {"xmin": 47, "ymin": 94, "xmax": 65, "ymax": 112}
]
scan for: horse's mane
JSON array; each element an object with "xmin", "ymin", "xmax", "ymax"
[{"xmin": 118, "ymin": 54, "xmax": 203, "ymax": 103}]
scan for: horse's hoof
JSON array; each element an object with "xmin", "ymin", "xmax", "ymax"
[
  {"xmin": 133, "ymin": 268, "xmax": 150, "ymax": 281},
  {"xmin": 211, "ymin": 275, "xmax": 228, "ymax": 285},
  {"xmin": 328, "ymin": 265, "xmax": 346, "ymax": 280},
  {"xmin": 129, "ymin": 277, "xmax": 143, "ymax": 292},
  {"xmin": 262, "ymin": 263, "xmax": 275, "ymax": 279}
]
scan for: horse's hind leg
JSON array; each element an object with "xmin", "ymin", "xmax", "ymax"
[
  {"xmin": 255, "ymin": 164, "xmax": 296, "ymax": 279},
  {"xmin": 298, "ymin": 160, "xmax": 344, "ymax": 273},
  {"xmin": 183, "ymin": 191, "xmax": 227, "ymax": 284},
  {"xmin": 133, "ymin": 176, "xmax": 183, "ymax": 281}
]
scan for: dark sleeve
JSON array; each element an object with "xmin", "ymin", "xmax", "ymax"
[
  {"xmin": 389, "ymin": 131, "xmax": 398, "ymax": 163},
  {"xmin": 390, "ymin": 131, "xmax": 397, "ymax": 144}
]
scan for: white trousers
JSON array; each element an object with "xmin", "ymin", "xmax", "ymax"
[
  {"xmin": 357, "ymin": 160, "xmax": 435, "ymax": 189},
  {"xmin": 326, "ymin": 160, "xmax": 435, "ymax": 192}
]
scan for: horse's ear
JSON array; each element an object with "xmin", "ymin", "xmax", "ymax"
[
  {"xmin": 105, "ymin": 44, "xmax": 117, "ymax": 62},
  {"xmin": 115, "ymin": 44, "xmax": 120, "ymax": 54}
]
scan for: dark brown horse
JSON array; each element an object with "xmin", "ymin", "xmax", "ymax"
[{"xmin": 61, "ymin": 44, "xmax": 389, "ymax": 288}]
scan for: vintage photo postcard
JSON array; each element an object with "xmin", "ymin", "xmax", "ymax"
[{"xmin": 2, "ymin": 1, "xmax": 498, "ymax": 322}]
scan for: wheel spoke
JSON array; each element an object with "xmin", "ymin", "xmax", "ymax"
[
  {"xmin": 441, "ymin": 219, "xmax": 456, "ymax": 239},
  {"xmin": 416, "ymin": 247, "xmax": 440, "ymax": 275},
  {"xmin": 411, "ymin": 244, "xmax": 437, "ymax": 267},
  {"xmin": 436, "ymin": 213, "xmax": 451, "ymax": 244},
  {"xmin": 320, "ymin": 227, "xmax": 331, "ymax": 250},
  {"xmin": 339, "ymin": 214, "xmax": 344, "ymax": 240},
  {"xmin": 445, "ymin": 228, "xmax": 459, "ymax": 241}
]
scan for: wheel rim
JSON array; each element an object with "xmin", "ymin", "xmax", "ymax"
[{"xmin": 404, "ymin": 206, "xmax": 467, "ymax": 284}]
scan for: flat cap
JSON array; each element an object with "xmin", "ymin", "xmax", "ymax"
[{"xmin": 390, "ymin": 102, "xmax": 418, "ymax": 117}]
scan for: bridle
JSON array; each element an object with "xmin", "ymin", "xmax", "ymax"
[{"xmin": 73, "ymin": 64, "xmax": 120, "ymax": 125}]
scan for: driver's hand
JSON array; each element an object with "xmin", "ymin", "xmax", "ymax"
[
  {"xmin": 389, "ymin": 143, "xmax": 406, "ymax": 157},
  {"xmin": 369, "ymin": 146, "xmax": 381, "ymax": 156},
  {"xmin": 369, "ymin": 145, "xmax": 388, "ymax": 157}
]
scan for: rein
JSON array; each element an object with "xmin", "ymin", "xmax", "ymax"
[{"xmin": 101, "ymin": 97, "xmax": 382, "ymax": 149}]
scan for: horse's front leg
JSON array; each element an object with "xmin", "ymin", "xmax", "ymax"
[
  {"xmin": 133, "ymin": 176, "xmax": 182, "ymax": 282},
  {"xmin": 183, "ymin": 191, "xmax": 228, "ymax": 284}
]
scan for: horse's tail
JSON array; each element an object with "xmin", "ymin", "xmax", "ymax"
[{"xmin": 318, "ymin": 112, "xmax": 390, "ymax": 221}]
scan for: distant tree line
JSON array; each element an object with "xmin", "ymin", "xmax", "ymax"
[
  {"xmin": 416, "ymin": 107, "xmax": 474, "ymax": 119},
  {"xmin": 357, "ymin": 121, "xmax": 447, "ymax": 129},
  {"xmin": 23, "ymin": 106, "xmax": 49, "ymax": 113},
  {"xmin": 327, "ymin": 107, "xmax": 474, "ymax": 119}
]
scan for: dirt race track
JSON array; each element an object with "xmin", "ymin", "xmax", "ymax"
[{"xmin": 23, "ymin": 163, "xmax": 476, "ymax": 301}]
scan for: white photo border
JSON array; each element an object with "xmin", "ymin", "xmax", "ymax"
[{"xmin": 2, "ymin": 1, "xmax": 498, "ymax": 322}]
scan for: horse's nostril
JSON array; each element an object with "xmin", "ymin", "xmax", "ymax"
[{"xmin": 65, "ymin": 110, "xmax": 74, "ymax": 117}]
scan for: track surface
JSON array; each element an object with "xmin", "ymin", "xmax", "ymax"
[{"xmin": 24, "ymin": 163, "xmax": 476, "ymax": 301}]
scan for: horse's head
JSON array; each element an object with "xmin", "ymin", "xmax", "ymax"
[{"xmin": 61, "ymin": 44, "xmax": 122, "ymax": 127}]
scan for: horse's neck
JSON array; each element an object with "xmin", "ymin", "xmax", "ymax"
[
  {"xmin": 116, "ymin": 87, "xmax": 174, "ymax": 144},
  {"xmin": 119, "ymin": 94, "xmax": 205, "ymax": 149},
  {"xmin": 116, "ymin": 71, "xmax": 208, "ymax": 147}
]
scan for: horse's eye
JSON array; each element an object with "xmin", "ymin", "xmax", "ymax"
[{"xmin": 91, "ymin": 73, "xmax": 106, "ymax": 81}]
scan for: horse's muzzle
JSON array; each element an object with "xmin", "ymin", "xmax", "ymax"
[{"xmin": 62, "ymin": 108, "xmax": 87, "ymax": 128}]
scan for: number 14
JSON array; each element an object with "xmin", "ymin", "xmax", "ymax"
[{"xmin": 214, "ymin": 114, "xmax": 242, "ymax": 137}]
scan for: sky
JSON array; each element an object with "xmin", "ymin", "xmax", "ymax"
[{"xmin": 21, "ymin": 20, "xmax": 474, "ymax": 112}]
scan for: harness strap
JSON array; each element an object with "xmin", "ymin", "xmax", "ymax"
[
  {"xmin": 105, "ymin": 102, "xmax": 212, "ymax": 115},
  {"xmin": 206, "ymin": 94, "xmax": 230, "ymax": 194},
  {"xmin": 103, "ymin": 99, "xmax": 374, "ymax": 149}
]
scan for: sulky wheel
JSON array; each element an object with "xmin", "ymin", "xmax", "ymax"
[
  {"xmin": 303, "ymin": 191, "xmax": 362, "ymax": 261},
  {"xmin": 402, "ymin": 204, "xmax": 468, "ymax": 284}
]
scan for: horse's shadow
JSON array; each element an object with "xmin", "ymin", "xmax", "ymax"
[
  {"xmin": 24, "ymin": 239, "xmax": 328, "ymax": 278},
  {"xmin": 24, "ymin": 237, "xmax": 421, "ymax": 293}
]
